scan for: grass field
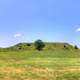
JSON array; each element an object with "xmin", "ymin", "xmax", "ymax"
[{"xmin": 0, "ymin": 47, "xmax": 80, "ymax": 80}]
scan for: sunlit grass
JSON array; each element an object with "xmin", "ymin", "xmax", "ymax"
[{"xmin": 0, "ymin": 49, "xmax": 79, "ymax": 79}]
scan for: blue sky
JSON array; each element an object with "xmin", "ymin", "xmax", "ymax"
[{"xmin": 0, "ymin": 0, "xmax": 80, "ymax": 47}]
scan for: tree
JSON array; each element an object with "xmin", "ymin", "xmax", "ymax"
[
  {"xmin": 26, "ymin": 43, "xmax": 31, "ymax": 46},
  {"xmin": 74, "ymin": 45, "xmax": 78, "ymax": 49},
  {"xmin": 34, "ymin": 40, "xmax": 45, "ymax": 51},
  {"xmin": 18, "ymin": 47, "xmax": 22, "ymax": 50},
  {"xmin": 63, "ymin": 45, "xmax": 69, "ymax": 50},
  {"xmin": 64, "ymin": 45, "xmax": 66, "ymax": 48}
]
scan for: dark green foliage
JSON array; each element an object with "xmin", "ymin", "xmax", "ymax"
[
  {"xmin": 64, "ymin": 45, "xmax": 66, "ymax": 48},
  {"xmin": 34, "ymin": 40, "xmax": 45, "ymax": 51},
  {"xmin": 64, "ymin": 45, "xmax": 69, "ymax": 50},
  {"xmin": 27, "ymin": 43, "xmax": 31, "ymax": 46},
  {"xmin": 18, "ymin": 47, "xmax": 22, "ymax": 50},
  {"xmin": 74, "ymin": 45, "xmax": 78, "ymax": 49}
]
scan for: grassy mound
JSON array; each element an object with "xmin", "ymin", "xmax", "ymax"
[
  {"xmin": 0, "ymin": 43, "xmax": 79, "ymax": 80},
  {"xmin": 0, "ymin": 42, "xmax": 75, "ymax": 51}
]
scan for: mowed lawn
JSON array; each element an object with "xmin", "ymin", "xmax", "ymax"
[{"xmin": 0, "ymin": 49, "xmax": 80, "ymax": 80}]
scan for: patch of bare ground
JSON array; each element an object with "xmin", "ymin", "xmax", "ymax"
[
  {"xmin": 24, "ymin": 66, "xmax": 80, "ymax": 79},
  {"xmin": 0, "ymin": 67, "xmax": 25, "ymax": 73},
  {"xmin": 0, "ymin": 66, "xmax": 80, "ymax": 80}
]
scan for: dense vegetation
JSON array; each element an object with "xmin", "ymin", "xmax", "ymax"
[{"xmin": 34, "ymin": 40, "xmax": 45, "ymax": 50}]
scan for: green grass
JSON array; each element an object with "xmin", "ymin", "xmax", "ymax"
[{"xmin": 0, "ymin": 43, "xmax": 79, "ymax": 80}]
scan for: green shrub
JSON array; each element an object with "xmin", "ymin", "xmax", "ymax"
[
  {"xmin": 26, "ymin": 43, "xmax": 31, "ymax": 46},
  {"xmin": 34, "ymin": 40, "xmax": 45, "ymax": 51},
  {"xmin": 74, "ymin": 45, "xmax": 78, "ymax": 49},
  {"xmin": 64, "ymin": 45, "xmax": 69, "ymax": 50}
]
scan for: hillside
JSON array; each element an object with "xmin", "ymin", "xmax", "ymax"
[
  {"xmin": 0, "ymin": 43, "xmax": 79, "ymax": 79},
  {"xmin": 0, "ymin": 45, "xmax": 79, "ymax": 80},
  {"xmin": 1, "ymin": 42, "xmax": 75, "ymax": 51}
]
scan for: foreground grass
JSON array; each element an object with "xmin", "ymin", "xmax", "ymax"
[{"xmin": 0, "ymin": 49, "xmax": 80, "ymax": 80}]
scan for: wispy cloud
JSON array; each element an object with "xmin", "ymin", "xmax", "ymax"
[
  {"xmin": 14, "ymin": 33, "xmax": 22, "ymax": 38},
  {"xmin": 76, "ymin": 28, "xmax": 80, "ymax": 32}
]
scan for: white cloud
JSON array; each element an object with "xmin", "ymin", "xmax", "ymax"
[
  {"xmin": 76, "ymin": 28, "xmax": 80, "ymax": 32},
  {"xmin": 14, "ymin": 33, "xmax": 22, "ymax": 38}
]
